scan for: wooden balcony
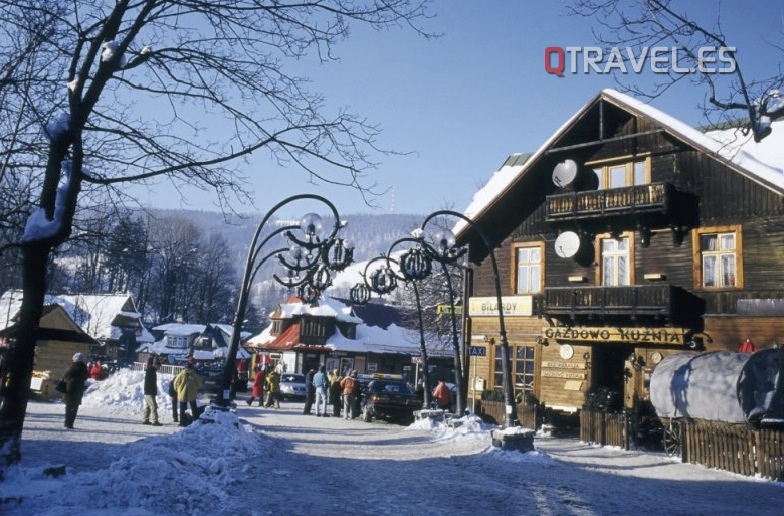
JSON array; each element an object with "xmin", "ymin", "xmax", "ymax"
[
  {"xmin": 546, "ymin": 182, "xmax": 674, "ymax": 221},
  {"xmin": 543, "ymin": 285, "xmax": 704, "ymax": 322}
]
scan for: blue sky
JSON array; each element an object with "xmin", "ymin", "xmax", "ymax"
[{"xmin": 133, "ymin": 1, "xmax": 783, "ymax": 217}]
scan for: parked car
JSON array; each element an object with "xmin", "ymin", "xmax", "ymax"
[
  {"xmin": 196, "ymin": 364, "xmax": 224, "ymax": 394},
  {"xmin": 279, "ymin": 372, "xmax": 307, "ymax": 400},
  {"xmin": 361, "ymin": 377, "xmax": 421, "ymax": 424}
]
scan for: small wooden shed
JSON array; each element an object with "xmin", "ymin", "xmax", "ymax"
[{"xmin": 1, "ymin": 304, "xmax": 98, "ymax": 398}]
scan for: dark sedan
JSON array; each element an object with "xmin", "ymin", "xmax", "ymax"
[{"xmin": 361, "ymin": 378, "xmax": 422, "ymax": 423}]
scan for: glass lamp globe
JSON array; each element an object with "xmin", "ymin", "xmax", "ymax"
[{"xmin": 300, "ymin": 213, "xmax": 324, "ymax": 238}]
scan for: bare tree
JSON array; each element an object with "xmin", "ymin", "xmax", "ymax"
[
  {"xmin": 570, "ymin": 0, "xmax": 784, "ymax": 141},
  {"xmin": 0, "ymin": 0, "xmax": 434, "ymax": 468}
]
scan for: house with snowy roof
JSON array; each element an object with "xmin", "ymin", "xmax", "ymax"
[
  {"xmin": 245, "ymin": 295, "xmax": 448, "ymax": 381},
  {"xmin": 139, "ymin": 322, "xmax": 251, "ymax": 364},
  {"xmin": 0, "ymin": 291, "xmax": 153, "ymax": 364},
  {"xmin": 450, "ymin": 89, "xmax": 784, "ymax": 435}
]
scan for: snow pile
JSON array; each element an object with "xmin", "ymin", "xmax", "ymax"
[
  {"xmin": 6, "ymin": 405, "xmax": 267, "ymax": 515},
  {"xmin": 81, "ymin": 369, "xmax": 175, "ymax": 415},
  {"xmin": 5, "ymin": 369, "xmax": 269, "ymax": 514}
]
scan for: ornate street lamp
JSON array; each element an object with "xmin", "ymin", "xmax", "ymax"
[
  {"xmin": 419, "ymin": 211, "xmax": 520, "ymax": 428},
  {"xmin": 411, "ymin": 225, "xmax": 468, "ymax": 415},
  {"xmin": 215, "ymin": 194, "xmax": 351, "ymax": 407},
  {"xmin": 350, "ymin": 243, "xmax": 435, "ymax": 408}
]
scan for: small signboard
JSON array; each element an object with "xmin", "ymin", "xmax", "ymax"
[
  {"xmin": 468, "ymin": 346, "xmax": 487, "ymax": 357},
  {"xmin": 436, "ymin": 304, "xmax": 463, "ymax": 315}
]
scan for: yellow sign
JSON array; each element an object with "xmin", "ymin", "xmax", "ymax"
[
  {"xmin": 468, "ymin": 296, "xmax": 533, "ymax": 317},
  {"xmin": 436, "ymin": 304, "xmax": 463, "ymax": 315},
  {"xmin": 543, "ymin": 326, "xmax": 685, "ymax": 345}
]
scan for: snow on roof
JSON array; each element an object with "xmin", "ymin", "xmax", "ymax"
[
  {"xmin": 152, "ymin": 323, "xmax": 207, "ymax": 336},
  {"xmin": 274, "ymin": 296, "xmax": 363, "ymax": 324},
  {"xmin": 0, "ymin": 290, "xmax": 153, "ymax": 343},
  {"xmin": 247, "ymin": 295, "xmax": 432, "ymax": 355},
  {"xmin": 456, "ymin": 89, "xmax": 784, "ymax": 237}
]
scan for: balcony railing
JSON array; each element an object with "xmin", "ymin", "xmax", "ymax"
[
  {"xmin": 546, "ymin": 182, "xmax": 673, "ymax": 221},
  {"xmin": 543, "ymin": 284, "xmax": 704, "ymax": 321}
]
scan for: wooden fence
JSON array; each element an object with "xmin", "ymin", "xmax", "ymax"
[
  {"xmin": 579, "ymin": 409, "xmax": 630, "ymax": 450},
  {"xmin": 477, "ymin": 400, "xmax": 539, "ymax": 429},
  {"xmin": 681, "ymin": 420, "xmax": 784, "ymax": 482}
]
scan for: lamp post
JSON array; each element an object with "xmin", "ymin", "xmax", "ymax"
[
  {"xmin": 419, "ymin": 210, "xmax": 519, "ymax": 428},
  {"xmin": 215, "ymin": 194, "xmax": 351, "ymax": 407},
  {"xmin": 350, "ymin": 242, "xmax": 434, "ymax": 408},
  {"xmin": 411, "ymin": 227, "xmax": 468, "ymax": 415}
]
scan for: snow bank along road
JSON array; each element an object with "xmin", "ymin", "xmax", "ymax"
[{"xmin": 18, "ymin": 401, "xmax": 784, "ymax": 515}]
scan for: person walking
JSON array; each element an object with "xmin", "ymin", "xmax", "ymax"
[
  {"xmin": 246, "ymin": 366, "xmax": 265, "ymax": 407},
  {"xmin": 61, "ymin": 353, "xmax": 89, "ymax": 429},
  {"xmin": 303, "ymin": 368, "xmax": 316, "ymax": 415},
  {"xmin": 432, "ymin": 378, "xmax": 453, "ymax": 411},
  {"xmin": 264, "ymin": 368, "xmax": 281, "ymax": 408},
  {"xmin": 173, "ymin": 358, "xmax": 202, "ymax": 426},
  {"xmin": 340, "ymin": 370, "xmax": 358, "ymax": 420},
  {"xmin": 142, "ymin": 356, "xmax": 162, "ymax": 426},
  {"xmin": 313, "ymin": 365, "xmax": 329, "ymax": 417},
  {"xmin": 328, "ymin": 369, "xmax": 342, "ymax": 417}
]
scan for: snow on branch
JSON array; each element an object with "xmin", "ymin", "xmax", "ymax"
[{"xmin": 22, "ymin": 160, "xmax": 74, "ymax": 243}]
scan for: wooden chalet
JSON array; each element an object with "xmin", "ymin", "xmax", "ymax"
[
  {"xmin": 246, "ymin": 295, "xmax": 445, "ymax": 383},
  {"xmin": 455, "ymin": 89, "xmax": 784, "ymax": 432}
]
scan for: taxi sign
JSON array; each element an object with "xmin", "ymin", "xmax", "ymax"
[{"xmin": 468, "ymin": 346, "xmax": 487, "ymax": 357}]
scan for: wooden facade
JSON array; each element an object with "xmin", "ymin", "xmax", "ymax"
[{"xmin": 457, "ymin": 90, "xmax": 784, "ymax": 435}]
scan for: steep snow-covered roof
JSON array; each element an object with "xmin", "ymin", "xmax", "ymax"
[
  {"xmin": 0, "ymin": 290, "xmax": 153, "ymax": 343},
  {"xmin": 272, "ymin": 295, "xmax": 363, "ymax": 324},
  {"xmin": 456, "ymin": 89, "xmax": 784, "ymax": 237},
  {"xmin": 247, "ymin": 296, "xmax": 440, "ymax": 356}
]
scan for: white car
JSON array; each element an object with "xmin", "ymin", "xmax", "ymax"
[{"xmin": 279, "ymin": 373, "xmax": 307, "ymax": 400}]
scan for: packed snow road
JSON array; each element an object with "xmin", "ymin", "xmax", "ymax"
[{"xmin": 16, "ymin": 400, "xmax": 784, "ymax": 515}]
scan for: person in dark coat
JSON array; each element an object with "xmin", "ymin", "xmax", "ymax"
[
  {"xmin": 142, "ymin": 356, "xmax": 162, "ymax": 426},
  {"xmin": 61, "ymin": 352, "xmax": 89, "ymax": 429},
  {"xmin": 303, "ymin": 368, "xmax": 316, "ymax": 415}
]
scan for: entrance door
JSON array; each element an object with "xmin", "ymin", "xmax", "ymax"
[{"xmin": 589, "ymin": 344, "xmax": 628, "ymax": 411}]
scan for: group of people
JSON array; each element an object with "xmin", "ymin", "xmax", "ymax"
[
  {"xmin": 303, "ymin": 365, "xmax": 348, "ymax": 417},
  {"xmin": 57, "ymin": 353, "xmax": 204, "ymax": 429},
  {"xmin": 245, "ymin": 365, "xmax": 281, "ymax": 409}
]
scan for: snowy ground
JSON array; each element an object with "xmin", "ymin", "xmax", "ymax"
[{"xmin": 2, "ymin": 369, "xmax": 783, "ymax": 515}]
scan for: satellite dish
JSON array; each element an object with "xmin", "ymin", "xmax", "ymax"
[
  {"xmin": 555, "ymin": 231, "xmax": 581, "ymax": 258},
  {"xmin": 552, "ymin": 159, "xmax": 578, "ymax": 188}
]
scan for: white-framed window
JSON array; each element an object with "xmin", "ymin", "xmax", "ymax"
[
  {"xmin": 696, "ymin": 228, "xmax": 742, "ymax": 289},
  {"xmin": 592, "ymin": 158, "xmax": 649, "ymax": 190},
  {"xmin": 601, "ymin": 236, "xmax": 630, "ymax": 286},
  {"xmin": 514, "ymin": 244, "xmax": 542, "ymax": 294},
  {"xmin": 166, "ymin": 335, "xmax": 188, "ymax": 348}
]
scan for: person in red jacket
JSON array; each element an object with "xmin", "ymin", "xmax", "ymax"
[
  {"xmin": 432, "ymin": 378, "xmax": 453, "ymax": 411},
  {"xmin": 89, "ymin": 360, "xmax": 103, "ymax": 381},
  {"xmin": 245, "ymin": 366, "xmax": 265, "ymax": 407}
]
